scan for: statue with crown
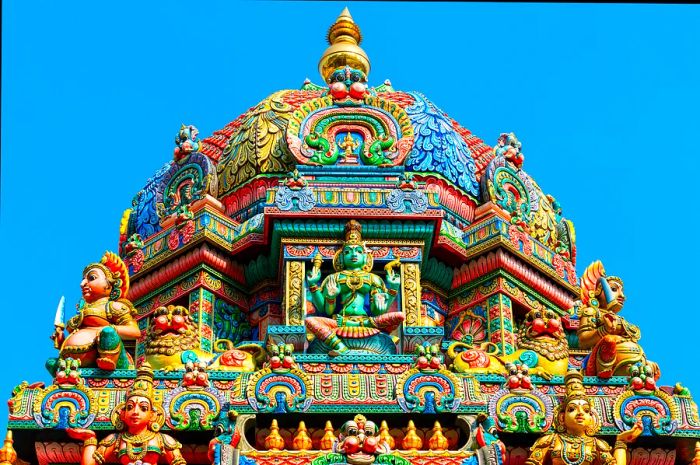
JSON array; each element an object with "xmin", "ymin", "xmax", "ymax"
[
  {"xmin": 577, "ymin": 261, "xmax": 660, "ymax": 379},
  {"xmin": 525, "ymin": 371, "xmax": 642, "ymax": 465},
  {"xmin": 305, "ymin": 220, "xmax": 404, "ymax": 355},
  {"xmin": 48, "ymin": 251, "xmax": 140, "ymax": 372},
  {"xmin": 66, "ymin": 362, "xmax": 186, "ymax": 465},
  {"xmin": 6, "ymin": 7, "xmax": 700, "ymax": 465}
]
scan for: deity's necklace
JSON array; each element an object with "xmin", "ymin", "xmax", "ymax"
[
  {"xmin": 121, "ymin": 430, "xmax": 157, "ymax": 461},
  {"xmin": 560, "ymin": 434, "xmax": 587, "ymax": 465},
  {"xmin": 342, "ymin": 270, "xmax": 369, "ymax": 293}
]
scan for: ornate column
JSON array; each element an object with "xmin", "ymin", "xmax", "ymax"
[
  {"xmin": 401, "ymin": 263, "xmax": 422, "ymax": 327},
  {"xmin": 486, "ymin": 293, "xmax": 515, "ymax": 355},
  {"xmin": 284, "ymin": 260, "xmax": 306, "ymax": 326},
  {"xmin": 189, "ymin": 288, "xmax": 215, "ymax": 353}
]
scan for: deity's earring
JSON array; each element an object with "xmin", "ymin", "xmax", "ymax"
[
  {"xmin": 109, "ymin": 284, "xmax": 120, "ymax": 301},
  {"xmin": 111, "ymin": 404, "xmax": 126, "ymax": 431},
  {"xmin": 149, "ymin": 408, "xmax": 165, "ymax": 432},
  {"xmin": 555, "ymin": 411, "xmax": 566, "ymax": 433},
  {"xmin": 584, "ymin": 411, "xmax": 600, "ymax": 436}
]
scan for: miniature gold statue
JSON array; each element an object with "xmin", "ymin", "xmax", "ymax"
[
  {"xmin": 525, "ymin": 371, "xmax": 641, "ymax": 465},
  {"xmin": 67, "ymin": 362, "xmax": 186, "ymax": 465},
  {"xmin": 305, "ymin": 220, "xmax": 404, "ymax": 355},
  {"xmin": 50, "ymin": 252, "xmax": 140, "ymax": 371},
  {"xmin": 577, "ymin": 261, "xmax": 659, "ymax": 379}
]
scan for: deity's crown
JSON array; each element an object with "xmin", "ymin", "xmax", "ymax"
[
  {"xmin": 354, "ymin": 414, "xmax": 367, "ymax": 428},
  {"xmin": 344, "ymin": 220, "xmax": 364, "ymax": 246},
  {"xmin": 83, "ymin": 251, "xmax": 130, "ymax": 300},
  {"xmin": 563, "ymin": 370, "xmax": 587, "ymax": 403},
  {"xmin": 128, "ymin": 362, "xmax": 155, "ymax": 400}
]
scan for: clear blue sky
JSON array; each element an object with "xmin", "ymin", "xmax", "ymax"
[{"xmin": 2, "ymin": 2, "xmax": 699, "ymax": 433}]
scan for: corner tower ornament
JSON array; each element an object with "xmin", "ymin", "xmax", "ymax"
[{"xmin": 6, "ymin": 7, "xmax": 700, "ymax": 465}]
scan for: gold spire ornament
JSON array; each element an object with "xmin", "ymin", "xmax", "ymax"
[
  {"xmin": 320, "ymin": 420, "xmax": 337, "ymax": 450},
  {"xmin": 428, "ymin": 421, "xmax": 449, "ymax": 451},
  {"xmin": 402, "ymin": 420, "xmax": 423, "ymax": 451},
  {"xmin": 318, "ymin": 8, "xmax": 371, "ymax": 82},
  {"xmin": 0, "ymin": 430, "xmax": 17, "ymax": 465},
  {"xmin": 264, "ymin": 419, "xmax": 286, "ymax": 451},
  {"xmin": 379, "ymin": 420, "xmax": 395, "ymax": 449},
  {"xmin": 292, "ymin": 421, "xmax": 313, "ymax": 451}
]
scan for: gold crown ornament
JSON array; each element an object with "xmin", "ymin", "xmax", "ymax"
[{"xmin": 318, "ymin": 8, "xmax": 371, "ymax": 83}]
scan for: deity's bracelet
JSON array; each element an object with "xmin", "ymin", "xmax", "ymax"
[
  {"xmin": 309, "ymin": 285, "xmax": 319, "ymax": 292},
  {"xmin": 83, "ymin": 437, "xmax": 98, "ymax": 447},
  {"xmin": 614, "ymin": 440, "xmax": 627, "ymax": 451}
]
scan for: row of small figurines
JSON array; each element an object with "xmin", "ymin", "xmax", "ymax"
[{"xmin": 261, "ymin": 419, "xmax": 454, "ymax": 451}]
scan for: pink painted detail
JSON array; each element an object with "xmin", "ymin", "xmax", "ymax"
[
  {"xmin": 167, "ymin": 230, "xmax": 180, "ymax": 251},
  {"xmin": 128, "ymin": 244, "xmax": 245, "ymax": 301}
]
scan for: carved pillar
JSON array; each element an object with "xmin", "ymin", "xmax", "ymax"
[
  {"xmin": 401, "ymin": 263, "xmax": 422, "ymax": 327},
  {"xmin": 285, "ymin": 260, "xmax": 306, "ymax": 326},
  {"xmin": 486, "ymin": 293, "xmax": 515, "ymax": 355},
  {"xmin": 189, "ymin": 288, "xmax": 215, "ymax": 353}
]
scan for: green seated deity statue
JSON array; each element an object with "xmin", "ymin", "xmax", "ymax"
[{"xmin": 305, "ymin": 220, "xmax": 404, "ymax": 356}]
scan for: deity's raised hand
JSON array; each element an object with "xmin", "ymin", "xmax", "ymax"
[
  {"xmin": 616, "ymin": 421, "xmax": 643, "ymax": 443},
  {"xmin": 603, "ymin": 313, "xmax": 620, "ymax": 335},
  {"xmin": 66, "ymin": 428, "xmax": 96, "ymax": 442},
  {"xmin": 375, "ymin": 292, "xmax": 388, "ymax": 312},
  {"xmin": 326, "ymin": 275, "xmax": 339, "ymax": 298},
  {"xmin": 307, "ymin": 266, "xmax": 321, "ymax": 286},
  {"xmin": 50, "ymin": 327, "xmax": 65, "ymax": 348},
  {"xmin": 384, "ymin": 259, "xmax": 401, "ymax": 287}
]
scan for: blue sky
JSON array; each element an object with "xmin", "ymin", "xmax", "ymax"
[{"xmin": 2, "ymin": 2, "xmax": 699, "ymax": 433}]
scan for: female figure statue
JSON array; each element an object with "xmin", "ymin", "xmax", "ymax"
[
  {"xmin": 305, "ymin": 220, "xmax": 404, "ymax": 355},
  {"xmin": 67, "ymin": 362, "xmax": 186, "ymax": 465},
  {"xmin": 50, "ymin": 251, "xmax": 140, "ymax": 371},
  {"xmin": 525, "ymin": 370, "xmax": 641, "ymax": 465}
]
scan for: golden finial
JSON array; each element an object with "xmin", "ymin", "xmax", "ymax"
[
  {"xmin": 379, "ymin": 420, "xmax": 395, "ymax": 449},
  {"xmin": 428, "ymin": 421, "xmax": 449, "ymax": 451},
  {"xmin": 318, "ymin": 8, "xmax": 371, "ymax": 82},
  {"xmin": 401, "ymin": 420, "xmax": 423, "ymax": 451},
  {"xmin": 264, "ymin": 419, "xmax": 286, "ymax": 451},
  {"xmin": 320, "ymin": 420, "xmax": 337, "ymax": 450},
  {"xmin": 292, "ymin": 421, "xmax": 312, "ymax": 450},
  {"xmin": 691, "ymin": 441, "xmax": 700, "ymax": 465},
  {"xmin": 0, "ymin": 430, "xmax": 17, "ymax": 465}
]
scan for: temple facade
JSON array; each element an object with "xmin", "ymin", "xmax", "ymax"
[{"xmin": 2, "ymin": 8, "xmax": 698, "ymax": 465}]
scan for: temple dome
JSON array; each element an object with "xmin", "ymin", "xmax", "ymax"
[
  {"xmin": 199, "ymin": 88, "xmax": 494, "ymax": 199},
  {"xmin": 124, "ymin": 8, "xmax": 501, "ymax": 245},
  {"xmin": 198, "ymin": 7, "xmax": 493, "ymax": 200}
]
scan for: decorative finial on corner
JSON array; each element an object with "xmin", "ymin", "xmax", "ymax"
[
  {"xmin": 318, "ymin": 7, "xmax": 371, "ymax": 83},
  {"xmin": 0, "ymin": 430, "xmax": 17, "ymax": 465}
]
